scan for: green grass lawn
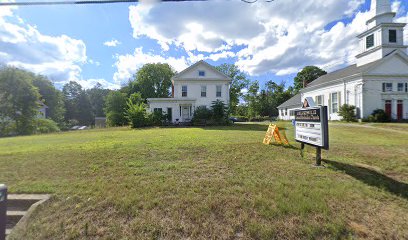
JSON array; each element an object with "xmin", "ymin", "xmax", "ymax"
[{"xmin": 1, "ymin": 123, "xmax": 407, "ymax": 239}]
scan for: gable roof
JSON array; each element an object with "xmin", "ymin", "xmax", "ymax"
[
  {"xmin": 173, "ymin": 60, "xmax": 232, "ymax": 81},
  {"xmin": 304, "ymin": 49, "xmax": 408, "ymax": 90},
  {"xmin": 277, "ymin": 93, "xmax": 302, "ymax": 109},
  {"xmin": 306, "ymin": 61, "xmax": 378, "ymax": 88}
]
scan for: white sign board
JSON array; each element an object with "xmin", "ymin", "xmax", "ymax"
[{"xmin": 295, "ymin": 106, "xmax": 329, "ymax": 150}]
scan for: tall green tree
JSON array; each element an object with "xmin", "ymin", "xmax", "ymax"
[
  {"xmin": 62, "ymin": 81, "xmax": 82, "ymax": 122},
  {"xmin": 244, "ymin": 81, "xmax": 261, "ymax": 117},
  {"xmin": 76, "ymin": 91, "xmax": 93, "ymax": 125},
  {"xmin": 32, "ymin": 75, "xmax": 65, "ymax": 125},
  {"xmin": 294, "ymin": 66, "xmax": 327, "ymax": 93},
  {"xmin": 104, "ymin": 91, "xmax": 128, "ymax": 126},
  {"xmin": 128, "ymin": 63, "xmax": 176, "ymax": 99},
  {"xmin": 62, "ymin": 81, "xmax": 93, "ymax": 125},
  {"xmin": 0, "ymin": 67, "xmax": 40, "ymax": 136},
  {"xmin": 216, "ymin": 64, "xmax": 249, "ymax": 114},
  {"xmin": 87, "ymin": 83, "xmax": 110, "ymax": 117}
]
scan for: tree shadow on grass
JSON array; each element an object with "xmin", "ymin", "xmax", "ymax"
[{"xmin": 324, "ymin": 159, "xmax": 408, "ymax": 200}]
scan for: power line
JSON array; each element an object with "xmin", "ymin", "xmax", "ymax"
[
  {"xmin": 0, "ymin": 0, "xmax": 205, "ymax": 6},
  {"xmin": 0, "ymin": 0, "xmax": 274, "ymax": 6}
]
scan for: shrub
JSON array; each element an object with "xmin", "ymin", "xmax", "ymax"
[
  {"xmin": 367, "ymin": 109, "xmax": 390, "ymax": 122},
  {"xmin": 211, "ymin": 100, "xmax": 229, "ymax": 123},
  {"xmin": 33, "ymin": 119, "xmax": 60, "ymax": 134},
  {"xmin": 126, "ymin": 101, "xmax": 151, "ymax": 128},
  {"xmin": 338, "ymin": 104, "xmax": 356, "ymax": 122},
  {"xmin": 0, "ymin": 118, "xmax": 16, "ymax": 137},
  {"xmin": 192, "ymin": 106, "xmax": 213, "ymax": 124},
  {"xmin": 151, "ymin": 110, "xmax": 168, "ymax": 126}
]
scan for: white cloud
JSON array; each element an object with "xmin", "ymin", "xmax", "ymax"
[
  {"xmin": 74, "ymin": 78, "xmax": 120, "ymax": 90},
  {"xmin": 0, "ymin": 4, "xmax": 120, "ymax": 90},
  {"xmin": 113, "ymin": 47, "xmax": 189, "ymax": 83},
  {"xmin": 127, "ymin": 0, "xmax": 388, "ymax": 76},
  {"xmin": 103, "ymin": 39, "xmax": 121, "ymax": 47}
]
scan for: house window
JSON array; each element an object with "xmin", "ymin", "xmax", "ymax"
[
  {"xmin": 389, "ymin": 30, "xmax": 397, "ymax": 43},
  {"xmin": 216, "ymin": 85, "xmax": 222, "ymax": 97},
  {"xmin": 315, "ymin": 95, "xmax": 324, "ymax": 106},
  {"xmin": 366, "ymin": 34, "xmax": 374, "ymax": 49},
  {"xmin": 290, "ymin": 110, "xmax": 295, "ymax": 116},
  {"xmin": 199, "ymin": 71, "xmax": 205, "ymax": 77},
  {"xmin": 382, "ymin": 83, "xmax": 393, "ymax": 92},
  {"xmin": 331, "ymin": 92, "xmax": 339, "ymax": 113},
  {"xmin": 201, "ymin": 86, "xmax": 207, "ymax": 97},
  {"xmin": 182, "ymin": 85, "xmax": 188, "ymax": 97},
  {"xmin": 154, "ymin": 108, "xmax": 162, "ymax": 113},
  {"xmin": 285, "ymin": 108, "xmax": 288, "ymax": 116},
  {"xmin": 398, "ymin": 83, "xmax": 404, "ymax": 92}
]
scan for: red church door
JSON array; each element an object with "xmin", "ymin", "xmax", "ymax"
[
  {"xmin": 385, "ymin": 100, "xmax": 392, "ymax": 119},
  {"xmin": 397, "ymin": 100, "xmax": 403, "ymax": 121}
]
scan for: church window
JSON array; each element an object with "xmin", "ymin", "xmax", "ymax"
[
  {"xmin": 315, "ymin": 95, "xmax": 324, "ymax": 106},
  {"xmin": 382, "ymin": 83, "xmax": 393, "ymax": 92},
  {"xmin": 397, "ymin": 83, "xmax": 404, "ymax": 92},
  {"xmin": 366, "ymin": 34, "xmax": 374, "ymax": 49},
  {"xmin": 406, "ymin": 83, "xmax": 408, "ymax": 92},
  {"xmin": 389, "ymin": 30, "xmax": 397, "ymax": 43},
  {"xmin": 331, "ymin": 92, "xmax": 340, "ymax": 113}
]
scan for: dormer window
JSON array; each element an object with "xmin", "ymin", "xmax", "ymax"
[
  {"xmin": 389, "ymin": 30, "xmax": 397, "ymax": 43},
  {"xmin": 199, "ymin": 71, "xmax": 205, "ymax": 77},
  {"xmin": 366, "ymin": 34, "xmax": 374, "ymax": 49}
]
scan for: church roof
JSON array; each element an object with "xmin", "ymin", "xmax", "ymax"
[
  {"xmin": 303, "ymin": 49, "xmax": 408, "ymax": 91},
  {"xmin": 305, "ymin": 59, "xmax": 380, "ymax": 89},
  {"xmin": 277, "ymin": 93, "xmax": 302, "ymax": 109}
]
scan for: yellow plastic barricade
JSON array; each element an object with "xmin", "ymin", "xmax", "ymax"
[{"xmin": 263, "ymin": 124, "xmax": 289, "ymax": 145}]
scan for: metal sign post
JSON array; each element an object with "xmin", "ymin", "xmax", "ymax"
[{"xmin": 0, "ymin": 184, "xmax": 7, "ymax": 240}]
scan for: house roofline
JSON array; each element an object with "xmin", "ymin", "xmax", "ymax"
[{"xmin": 172, "ymin": 60, "xmax": 232, "ymax": 82}]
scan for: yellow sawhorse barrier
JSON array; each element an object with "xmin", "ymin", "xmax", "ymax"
[{"xmin": 263, "ymin": 124, "xmax": 289, "ymax": 145}]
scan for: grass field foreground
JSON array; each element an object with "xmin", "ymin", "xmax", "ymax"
[{"xmin": 0, "ymin": 123, "xmax": 407, "ymax": 239}]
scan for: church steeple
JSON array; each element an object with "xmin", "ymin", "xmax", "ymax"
[
  {"xmin": 366, "ymin": 0, "xmax": 396, "ymax": 28},
  {"xmin": 356, "ymin": 0, "xmax": 407, "ymax": 66}
]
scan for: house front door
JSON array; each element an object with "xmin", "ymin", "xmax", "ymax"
[
  {"xmin": 182, "ymin": 106, "xmax": 190, "ymax": 122},
  {"xmin": 397, "ymin": 100, "xmax": 403, "ymax": 121}
]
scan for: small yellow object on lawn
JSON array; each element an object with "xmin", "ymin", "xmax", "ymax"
[{"xmin": 263, "ymin": 124, "xmax": 289, "ymax": 145}]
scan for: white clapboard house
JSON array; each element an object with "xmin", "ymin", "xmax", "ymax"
[
  {"xmin": 279, "ymin": 0, "xmax": 408, "ymax": 121},
  {"xmin": 277, "ymin": 93, "xmax": 302, "ymax": 120},
  {"xmin": 147, "ymin": 60, "xmax": 231, "ymax": 123}
]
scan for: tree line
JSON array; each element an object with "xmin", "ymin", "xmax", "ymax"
[{"xmin": 0, "ymin": 63, "xmax": 326, "ymax": 136}]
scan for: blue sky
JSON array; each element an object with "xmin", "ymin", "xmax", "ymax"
[{"xmin": 0, "ymin": 0, "xmax": 407, "ymax": 90}]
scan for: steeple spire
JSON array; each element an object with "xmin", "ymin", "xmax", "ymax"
[{"xmin": 367, "ymin": 0, "xmax": 395, "ymax": 27}]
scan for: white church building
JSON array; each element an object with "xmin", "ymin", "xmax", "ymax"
[
  {"xmin": 280, "ymin": 0, "xmax": 408, "ymax": 121},
  {"xmin": 147, "ymin": 60, "xmax": 231, "ymax": 123}
]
